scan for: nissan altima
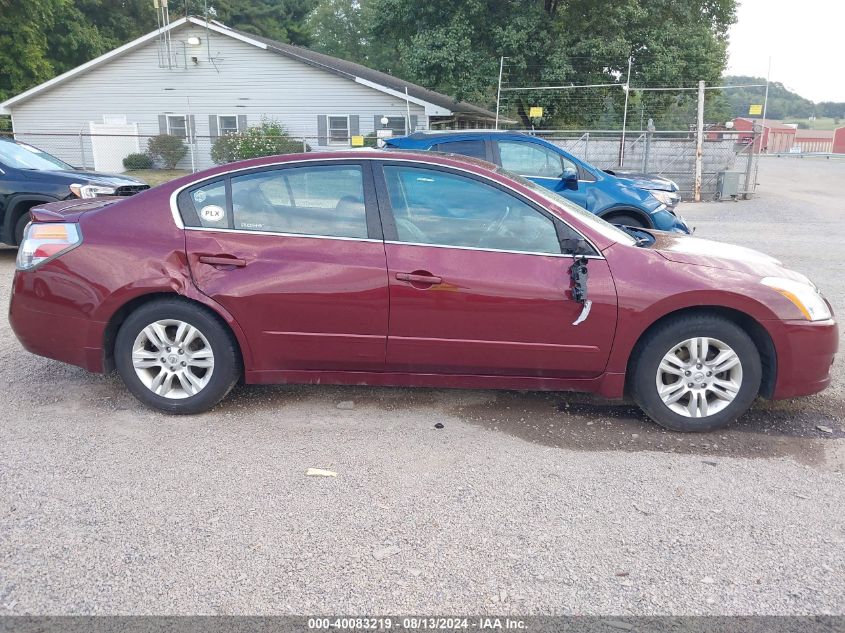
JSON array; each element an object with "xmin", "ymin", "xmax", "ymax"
[{"xmin": 9, "ymin": 151, "xmax": 838, "ymax": 431}]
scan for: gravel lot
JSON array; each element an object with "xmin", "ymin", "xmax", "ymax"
[{"xmin": 0, "ymin": 156, "xmax": 842, "ymax": 615}]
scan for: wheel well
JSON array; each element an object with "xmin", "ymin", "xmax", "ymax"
[
  {"xmin": 625, "ymin": 306, "xmax": 777, "ymax": 398},
  {"xmin": 102, "ymin": 293, "xmax": 244, "ymax": 375},
  {"xmin": 599, "ymin": 207, "xmax": 653, "ymax": 228},
  {"xmin": 7, "ymin": 199, "xmax": 49, "ymax": 245}
]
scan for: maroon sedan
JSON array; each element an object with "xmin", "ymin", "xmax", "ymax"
[{"xmin": 9, "ymin": 151, "xmax": 838, "ymax": 431}]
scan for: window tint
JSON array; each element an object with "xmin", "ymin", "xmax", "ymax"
[
  {"xmin": 230, "ymin": 165, "xmax": 367, "ymax": 238},
  {"xmin": 383, "ymin": 166, "xmax": 561, "ymax": 254},
  {"xmin": 431, "ymin": 140, "xmax": 487, "ymax": 160},
  {"xmin": 189, "ymin": 180, "xmax": 228, "ymax": 228},
  {"xmin": 498, "ymin": 141, "xmax": 576, "ymax": 178}
]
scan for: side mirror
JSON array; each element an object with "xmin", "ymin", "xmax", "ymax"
[{"xmin": 557, "ymin": 167, "xmax": 578, "ymax": 190}]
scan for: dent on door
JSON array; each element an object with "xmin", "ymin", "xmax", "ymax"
[{"xmin": 186, "ymin": 230, "xmax": 389, "ymax": 372}]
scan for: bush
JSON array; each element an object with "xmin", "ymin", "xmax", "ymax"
[
  {"xmin": 211, "ymin": 119, "xmax": 309, "ymax": 165},
  {"xmin": 122, "ymin": 152, "xmax": 154, "ymax": 170},
  {"xmin": 147, "ymin": 134, "xmax": 187, "ymax": 169}
]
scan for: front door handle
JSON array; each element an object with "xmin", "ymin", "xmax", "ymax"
[
  {"xmin": 198, "ymin": 255, "xmax": 247, "ymax": 268},
  {"xmin": 396, "ymin": 272, "xmax": 442, "ymax": 284}
]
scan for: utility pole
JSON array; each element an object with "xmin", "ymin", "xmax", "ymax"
[
  {"xmin": 694, "ymin": 80, "xmax": 705, "ymax": 202},
  {"xmin": 761, "ymin": 56, "xmax": 771, "ymax": 123},
  {"xmin": 618, "ymin": 55, "xmax": 633, "ymax": 166},
  {"xmin": 495, "ymin": 56, "xmax": 505, "ymax": 130}
]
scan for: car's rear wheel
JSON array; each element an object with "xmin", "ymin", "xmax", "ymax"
[
  {"xmin": 115, "ymin": 298, "xmax": 241, "ymax": 414},
  {"xmin": 14, "ymin": 211, "xmax": 31, "ymax": 245},
  {"xmin": 607, "ymin": 213, "xmax": 647, "ymax": 229},
  {"xmin": 630, "ymin": 314, "xmax": 761, "ymax": 432}
]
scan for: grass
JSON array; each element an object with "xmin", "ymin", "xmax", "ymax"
[
  {"xmin": 124, "ymin": 169, "xmax": 190, "ymax": 187},
  {"xmin": 780, "ymin": 117, "xmax": 842, "ymax": 131}
]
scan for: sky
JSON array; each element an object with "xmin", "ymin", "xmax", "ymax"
[{"xmin": 726, "ymin": 0, "xmax": 845, "ymax": 103}]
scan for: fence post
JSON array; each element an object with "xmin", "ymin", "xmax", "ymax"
[
  {"xmin": 78, "ymin": 129, "xmax": 86, "ymax": 170},
  {"xmin": 618, "ymin": 55, "xmax": 632, "ymax": 167},
  {"xmin": 584, "ymin": 132, "xmax": 589, "ymax": 163},
  {"xmin": 694, "ymin": 80, "xmax": 705, "ymax": 202},
  {"xmin": 642, "ymin": 118, "xmax": 654, "ymax": 173}
]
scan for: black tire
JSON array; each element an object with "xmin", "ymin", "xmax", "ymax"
[
  {"xmin": 14, "ymin": 211, "xmax": 31, "ymax": 246},
  {"xmin": 114, "ymin": 298, "xmax": 241, "ymax": 414},
  {"xmin": 630, "ymin": 314, "xmax": 762, "ymax": 432},
  {"xmin": 606, "ymin": 213, "xmax": 647, "ymax": 228}
]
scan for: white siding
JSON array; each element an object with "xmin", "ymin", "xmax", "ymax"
[{"xmin": 10, "ymin": 23, "xmax": 428, "ymax": 170}]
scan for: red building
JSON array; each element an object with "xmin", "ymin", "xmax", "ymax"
[
  {"xmin": 732, "ymin": 118, "xmax": 796, "ymax": 153},
  {"xmin": 833, "ymin": 127, "xmax": 845, "ymax": 154}
]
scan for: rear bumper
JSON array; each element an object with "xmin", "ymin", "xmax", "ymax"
[
  {"xmin": 770, "ymin": 318, "xmax": 838, "ymax": 399},
  {"xmin": 9, "ymin": 273, "xmax": 106, "ymax": 373}
]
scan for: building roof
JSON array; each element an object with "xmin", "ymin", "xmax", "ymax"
[
  {"xmin": 0, "ymin": 16, "xmax": 499, "ymax": 121},
  {"xmin": 794, "ymin": 128, "xmax": 834, "ymax": 139},
  {"xmin": 733, "ymin": 117, "xmax": 797, "ymax": 131},
  {"xmin": 221, "ymin": 24, "xmax": 499, "ymax": 121}
]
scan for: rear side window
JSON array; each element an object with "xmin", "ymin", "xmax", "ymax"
[
  {"xmin": 189, "ymin": 180, "xmax": 229, "ymax": 228},
  {"xmin": 431, "ymin": 140, "xmax": 487, "ymax": 160},
  {"xmin": 229, "ymin": 165, "xmax": 368, "ymax": 238}
]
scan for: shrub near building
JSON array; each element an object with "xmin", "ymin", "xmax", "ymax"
[{"xmin": 211, "ymin": 120, "xmax": 309, "ymax": 165}]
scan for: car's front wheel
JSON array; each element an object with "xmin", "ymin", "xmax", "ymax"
[
  {"xmin": 115, "ymin": 298, "xmax": 241, "ymax": 414},
  {"xmin": 630, "ymin": 314, "xmax": 762, "ymax": 432}
]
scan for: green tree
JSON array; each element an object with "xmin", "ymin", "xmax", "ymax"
[
  {"xmin": 369, "ymin": 0, "xmax": 738, "ymax": 129},
  {"xmin": 0, "ymin": 0, "xmax": 60, "ymax": 101}
]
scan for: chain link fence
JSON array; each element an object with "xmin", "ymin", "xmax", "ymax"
[
  {"xmin": 2, "ymin": 124, "xmax": 760, "ymax": 201},
  {"xmin": 534, "ymin": 127, "xmax": 760, "ymax": 199}
]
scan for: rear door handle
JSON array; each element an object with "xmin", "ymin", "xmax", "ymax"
[
  {"xmin": 198, "ymin": 255, "xmax": 247, "ymax": 268},
  {"xmin": 395, "ymin": 272, "xmax": 442, "ymax": 284}
]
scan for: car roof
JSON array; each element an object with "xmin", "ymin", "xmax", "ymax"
[{"xmin": 406, "ymin": 130, "xmax": 530, "ymax": 140}]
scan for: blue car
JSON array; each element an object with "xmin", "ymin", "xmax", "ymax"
[{"xmin": 385, "ymin": 131, "xmax": 689, "ymax": 233}]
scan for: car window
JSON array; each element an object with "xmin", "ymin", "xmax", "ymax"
[
  {"xmin": 383, "ymin": 165, "xmax": 561, "ymax": 255},
  {"xmin": 430, "ymin": 140, "xmax": 487, "ymax": 160},
  {"xmin": 0, "ymin": 140, "xmax": 73, "ymax": 171},
  {"xmin": 501, "ymin": 169, "xmax": 636, "ymax": 246},
  {"xmin": 498, "ymin": 141, "xmax": 576, "ymax": 179},
  {"xmin": 189, "ymin": 180, "xmax": 229, "ymax": 228},
  {"xmin": 230, "ymin": 165, "xmax": 368, "ymax": 238}
]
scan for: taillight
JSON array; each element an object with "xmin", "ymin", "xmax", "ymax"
[{"xmin": 16, "ymin": 223, "xmax": 82, "ymax": 271}]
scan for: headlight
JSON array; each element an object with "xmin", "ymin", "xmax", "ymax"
[
  {"xmin": 70, "ymin": 183, "xmax": 116, "ymax": 198},
  {"xmin": 650, "ymin": 190, "xmax": 678, "ymax": 207},
  {"xmin": 761, "ymin": 277, "xmax": 832, "ymax": 321}
]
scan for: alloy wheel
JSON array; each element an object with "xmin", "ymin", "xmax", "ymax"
[
  {"xmin": 655, "ymin": 336, "xmax": 743, "ymax": 418},
  {"xmin": 131, "ymin": 319, "xmax": 214, "ymax": 399}
]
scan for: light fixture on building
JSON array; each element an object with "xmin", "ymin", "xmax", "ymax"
[
  {"xmin": 187, "ymin": 36, "xmax": 201, "ymax": 46},
  {"xmin": 380, "ymin": 115, "xmax": 389, "ymax": 127}
]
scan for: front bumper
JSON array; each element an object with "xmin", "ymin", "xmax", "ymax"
[
  {"xmin": 769, "ymin": 318, "xmax": 838, "ymax": 399},
  {"xmin": 651, "ymin": 206, "xmax": 692, "ymax": 234}
]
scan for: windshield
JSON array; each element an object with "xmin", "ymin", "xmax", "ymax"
[
  {"xmin": 498, "ymin": 168, "xmax": 638, "ymax": 246},
  {"xmin": 0, "ymin": 140, "xmax": 73, "ymax": 171}
]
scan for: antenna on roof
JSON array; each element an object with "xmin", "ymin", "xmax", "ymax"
[{"xmin": 153, "ymin": 0, "xmax": 173, "ymax": 69}]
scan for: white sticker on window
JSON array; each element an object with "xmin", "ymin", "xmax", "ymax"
[
  {"xmin": 193, "ymin": 189, "xmax": 207, "ymax": 203},
  {"xmin": 199, "ymin": 204, "xmax": 225, "ymax": 223}
]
